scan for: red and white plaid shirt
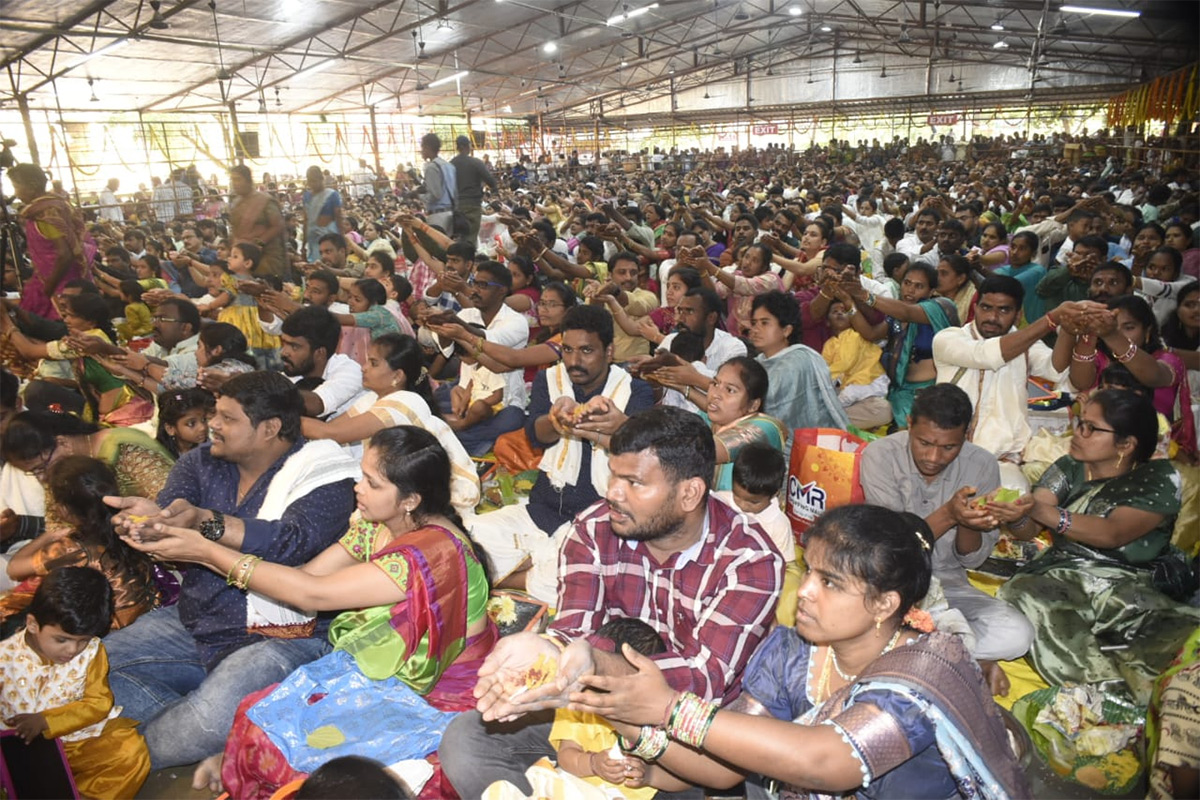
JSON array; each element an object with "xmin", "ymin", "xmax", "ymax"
[{"xmin": 548, "ymin": 494, "xmax": 784, "ymax": 703}]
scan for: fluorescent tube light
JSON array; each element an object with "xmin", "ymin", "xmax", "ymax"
[
  {"xmin": 427, "ymin": 70, "xmax": 469, "ymax": 88},
  {"xmin": 607, "ymin": 4, "xmax": 659, "ymax": 26},
  {"xmin": 1059, "ymin": 5, "xmax": 1140, "ymax": 19}
]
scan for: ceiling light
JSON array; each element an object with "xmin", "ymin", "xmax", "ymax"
[
  {"xmin": 503, "ymin": 104, "xmax": 513, "ymax": 112},
  {"xmin": 1060, "ymin": 5, "xmax": 1140, "ymax": 19},
  {"xmin": 880, "ymin": 65, "xmax": 888, "ymax": 78},
  {"xmin": 257, "ymin": 94, "xmax": 267, "ymax": 113},
  {"xmin": 427, "ymin": 70, "xmax": 469, "ymax": 88},
  {"xmin": 993, "ymin": 39, "xmax": 1009, "ymax": 49},
  {"xmin": 898, "ymin": 27, "xmax": 912, "ymax": 43},
  {"xmin": 607, "ymin": 4, "xmax": 658, "ymax": 26},
  {"xmin": 990, "ymin": 19, "xmax": 1005, "ymax": 31},
  {"xmin": 292, "ymin": 58, "xmax": 339, "ymax": 80},
  {"xmin": 88, "ymin": 78, "xmax": 99, "ymax": 102},
  {"xmin": 853, "ymin": 51, "xmax": 862, "ymax": 64},
  {"xmin": 543, "ymin": 42, "xmax": 558, "ymax": 54},
  {"xmin": 820, "ymin": 24, "xmax": 832, "ymax": 32},
  {"xmin": 733, "ymin": 5, "xmax": 749, "ymax": 21},
  {"xmin": 948, "ymin": 71, "xmax": 956, "ymax": 82},
  {"xmin": 71, "ymin": 39, "xmax": 131, "ymax": 70},
  {"xmin": 788, "ymin": 6, "xmax": 802, "ymax": 16},
  {"xmin": 620, "ymin": 60, "xmax": 629, "ymax": 67}
]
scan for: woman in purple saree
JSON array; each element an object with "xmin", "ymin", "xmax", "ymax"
[{"xmin": 571, "ymin": 505, "xmax": 1030, "ymax": 799}]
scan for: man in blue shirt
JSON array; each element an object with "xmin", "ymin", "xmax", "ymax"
[{"xmin": 102, "ymin": 371, "xmax": 358, "ymax": 783}]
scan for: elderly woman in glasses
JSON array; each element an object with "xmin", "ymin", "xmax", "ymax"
[{"xmin": 985, "ymin": 389, "xmax": 1198, "ymax": 703}]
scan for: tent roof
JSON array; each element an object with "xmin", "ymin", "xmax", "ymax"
[{"xmin": 2, "ymin": 1, "xmax": 1195, "ymax": 118}]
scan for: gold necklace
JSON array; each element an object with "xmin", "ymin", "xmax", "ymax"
[{"xmin": 827, "ymin": 628, "xmax": 906, "ymax": 684}]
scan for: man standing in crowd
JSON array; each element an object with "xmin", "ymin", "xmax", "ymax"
[
  {"xmin": 103, "ymin": 372, "xmax": 358, "ymax": 783},
  {"xmin": 419, "ymin": 133, "xmax": 457, "ymax": 234},
  {"xmin": 99, "ymin": 178, "xmax": 123, "ymax": 222},
  {"xmin": 860, "ymin": 384, "xmax": 1033, "ymax": 679},
  {"xmin": 228, "ymin": 165, "xmax": 288, "ymax": 280},
  {"xmin": 439, "ymin": 406, "xmax": 783, "ymax": 799},
  {"xmin": 451, "ymin": 134, "xmax": 497, "ymax": 243}
]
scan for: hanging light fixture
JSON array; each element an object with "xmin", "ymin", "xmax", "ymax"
[
  {"xmin": 880, "ymin": 65, "xmax": 888, "ymax": 78},
  {"xmin": 88, "ymin": 78, "xmax": 99, "ymax": 101},
  {"xmin": 274, "ymin": 86, "xmax": 282, "ymax": 108},
  {"xmin": 948, "ymin": 71, "xmax": 957, "ymax": 82},
  {"xmin": 257, "ymin": 92, "xmax": 267, "ymax": 113},
  {"xmin": 853, "ymin": 51, "xmax": 862, "ymax": 64}
]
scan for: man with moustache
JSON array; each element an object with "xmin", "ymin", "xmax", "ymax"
[
  {"xmin": 464, "ymin": 305, "xmax": 654, "ymax": 603},
  {"xmin": 101, "ymin": 371, "xmax": 358, "ymax": 784},
  {"xmin": 439, "ymin": 406, "xmax": 783, "ymax": 799},
  {"xmin": 588, "ymin": 251, "xmax": 659, "ymax": 362},
  {"xmin": 933, "ymin": 276, "xmax": 1075, "ymax": 492},
  {"xmin": 426, "ymin": 260, "xmax": 529, "ymax": 455},
  {"xmin": 860, "ymin": 384, "xmax": 1033, "ymax": 686},
  {"xmin": 278, "ymin": 305, "xmax": 365, "ymax": 421}
]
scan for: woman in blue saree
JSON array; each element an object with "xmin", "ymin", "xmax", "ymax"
[
  {"xmin": 833, "ymin": 262, "xmax": 959, "ymax": 428},
  {"xmin": 570, "ymin": 505, "xmax": 1029, "ymax": 799}
]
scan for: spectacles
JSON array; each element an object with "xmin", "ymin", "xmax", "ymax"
[
  {"xmin": 467, "ymin": 278, "xmax": 506, "ymax": 290},
  {"xmin": 28, "ymin": 448, "xmax": 56, "ymax": 479},
  {"xmin": 152, "ymin": 316, "xmax": 182, "ymax": 323},
  {"xmin": 1074, "ymin": 419, "xmax": 1117, "ymax": 437}
]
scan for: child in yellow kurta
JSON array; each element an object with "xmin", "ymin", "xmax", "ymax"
[
  {"xmin": 548, "ymin": 618, "xmax": 664, "ymax": 799},
  {"xmin": 116, "ymin": 280, "xmax": 153, "ymax": 344},
  {"xmin": 0, "ymin": 567, "xmax": 150, "ymax": 800}
]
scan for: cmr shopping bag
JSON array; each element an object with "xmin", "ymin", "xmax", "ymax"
[{"xmin": 786, "ymin": 428, "xmax": 868, "ymax": 544}]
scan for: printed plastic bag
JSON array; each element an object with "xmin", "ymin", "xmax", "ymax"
[
  {"xmin": 246, "ymin": 650, "xmax": 459, "ymax": 772},
  {"xmin": 785, "ymin": 428, "xmax": 868, "ymax": 544}
]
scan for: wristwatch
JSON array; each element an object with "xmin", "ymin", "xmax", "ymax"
[{"xmin": 199, "ymin": 510, "xmax": 225, "ymax": 542}]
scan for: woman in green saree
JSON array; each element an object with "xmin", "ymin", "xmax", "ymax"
[
  {"xmin": 832, "ymin": 262, "xmax": 959, "ymax": 429},
  {"xmin": 0, "ymin": 292, "xmax": 154, "ymax": 426},
  {"xmin": 705, "ymin": 357, "xmax": 788, "ymax": 492},
  {"xmin": 123, "ymin": 425, "xmax": 495, "ymax": 797},
  {"xmin": 989, "ymin": 390, "xmax": 1198, "ymax": 703}
]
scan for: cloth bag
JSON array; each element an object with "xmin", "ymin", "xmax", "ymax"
[
  {"xmin": 785, "ymin": 428, "xmax": 868, "ymax": 544},
  {"xmin": 246, "ymin": 650, "xmax": 459, "ymax": 773}
]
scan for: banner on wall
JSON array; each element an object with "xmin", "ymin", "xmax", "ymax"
[
  {"xmin": 751, "ymin": 123, "xmax": 779, "ymax": 135},
  {"xmin": 927, "ymin": 113, "xmax": 959, "ymax": 127}
]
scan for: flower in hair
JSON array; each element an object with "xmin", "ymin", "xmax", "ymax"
[{"xmin": 903, "ymin": 607, "xmax": 936, "ymax": 633}]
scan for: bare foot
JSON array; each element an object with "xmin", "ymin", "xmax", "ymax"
[
  {"xmin": 191, "ymin": 754, "xmax": 223, "ymax": 793},
  {"xmin": 979, "ymin": 660, "xmax": 1011, "ymax": 698}
]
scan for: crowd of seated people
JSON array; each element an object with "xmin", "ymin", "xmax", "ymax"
[{"xmin": 1, "ymin": 131, "xmax": 1197, "ymax": 799}]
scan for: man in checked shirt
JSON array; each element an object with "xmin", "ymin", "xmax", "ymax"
[{"xmin": 440, "ymin": 407, "xmax": 785, "ymax": 798}]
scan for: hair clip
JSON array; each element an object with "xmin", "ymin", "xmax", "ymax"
[
  {"xmin": 912, "ymin": 530, "xmax": 931, "ymax": 552},
  {"xmin": 416, "ymin": 366, "xmax": 429, "ymax": 385},
  {"xmin": 47, "ymin": 403, "xmax": 64, "ymax": 414},
  {"xmin": 173, "ymin": 393, "xmax": 184, "ymax": 401}
]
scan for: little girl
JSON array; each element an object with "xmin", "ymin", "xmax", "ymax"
[
  {"xmin": 155, "ymin": 388, "xmax": 214, "ymax": 458},
  {"xmin": 195, "ymin": 262, "xmax": 232, "ymax": 317},
  {"xmin": 0, "ymin": 457, "xmax": 160, "ymax": 632},
  {"xmin": 217, "ymin": 242, "xmax": 282, "ymax": 370},
  {"xmin": 0, "ymin": 567, "xmax": 151, "ymax": 799},
  {"xmin": 115, "ymin": 279, "xmax": 153, "ymax": 344},
  {"xmin": 329, "ymin": 278, "xmax": 402, "ymax": 339}
]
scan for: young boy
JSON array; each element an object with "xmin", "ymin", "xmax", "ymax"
[
  {"xmin": 0, "ymin": 567, "xmax": 150, "ymax": 799},
  {"xmin": 714, "ymin": 442, "xmax": 797, "ymax": 626},
  {"xmin": 549, "ymin": 617, "xmax": 666, "ymax": 799}
]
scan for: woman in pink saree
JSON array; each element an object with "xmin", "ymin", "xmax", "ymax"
[{"xmin": 8, "ymin": 164, "xmax": 95, "ymax": 320}]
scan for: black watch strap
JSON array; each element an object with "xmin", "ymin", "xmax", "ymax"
[{"xmin": 200, "ymin": 510, "xmax": 225, "ymax": 542}]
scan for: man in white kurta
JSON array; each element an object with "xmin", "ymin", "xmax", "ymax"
[{"xmin": 933, "ymin": 277, "xmax": 1073, "ymax": 491}]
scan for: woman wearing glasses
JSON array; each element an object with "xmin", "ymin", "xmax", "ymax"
[{"xmin": 985, "ymin": 390, "xmax": 1198, "ymax": 703}]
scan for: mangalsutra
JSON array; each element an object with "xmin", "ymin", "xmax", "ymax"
[{"xmin": 829, "ymin": 628, "xmax": 905, "ymax": 683}]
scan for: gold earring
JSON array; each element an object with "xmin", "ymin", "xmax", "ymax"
[
  {"xmin": 1116, "ymin": 452, "xmax": 1124, "ymax": 470},
  {"xmin": 875, "ymin": 617, "xmax": 882, "ymax": 636}
]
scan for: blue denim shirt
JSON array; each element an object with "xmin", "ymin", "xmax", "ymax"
[{"xmin": 157, "ymin": 438, "xmax": 356, "ymax": 668}]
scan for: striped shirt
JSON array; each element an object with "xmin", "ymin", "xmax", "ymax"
[{"xmin": 548, "ymin": 494, "xmax": 784, "ymax": 702}]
